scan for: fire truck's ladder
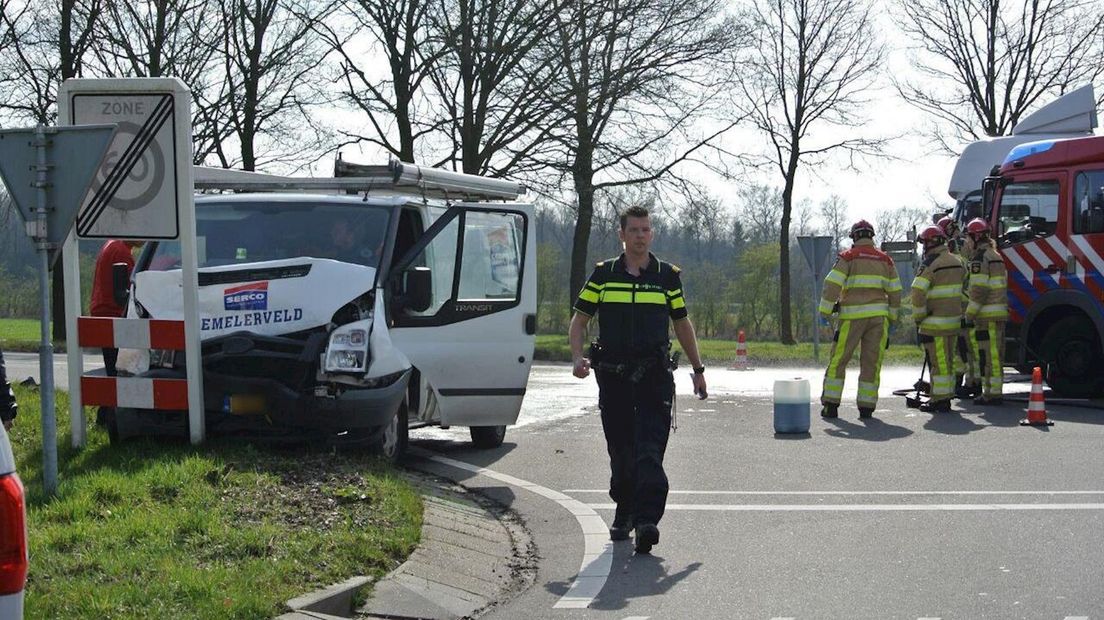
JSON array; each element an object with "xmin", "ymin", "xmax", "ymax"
[{"xmin": 194, "ymin": 157, "xmax": 526, "ymax": 202}]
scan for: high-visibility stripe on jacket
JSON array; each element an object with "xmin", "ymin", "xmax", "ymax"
[
  {"xmin": 819, "ymin": 238, "xmax": 902, "ymax": 321},
  {"xmin": 573, "ymin": 252, "xmax": 687, "ymax": 355},
  {"xmin": 965, "ymin": 241, "xmax": 1008, "ymax": 323},
  {"xmin": 911, "ymin": 246, "xmax": 966, "ymax": 336}
]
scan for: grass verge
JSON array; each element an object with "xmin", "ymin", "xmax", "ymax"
[
  {"xmin": 0, "ymin": 318, "xmax": 45, "ymax": 352},
  {"xmin": 536, "ymin": 334, "xmax": 926, "ymax": 366},
  {"xmin": 8, "ymin": 385, "xmax": 422, "ymax": 620}
]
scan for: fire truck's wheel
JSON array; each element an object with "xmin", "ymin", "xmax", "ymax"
[
  {"xmin": 1042, "ymin": 316, "xmax": 1103, "ymax": 398},
  {"xmin": 375, "ymin": 402, "xmax": 409, "ymax": 463},
  {"xmin": 469, "ymin": 425, "xmax": 506, "ymax": 449}
]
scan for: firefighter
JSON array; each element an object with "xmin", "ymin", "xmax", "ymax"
[
  {"xmin": 569, "ymin": 204, "xmax": 706, "ymax": 555},
  {"xmin": 937, "ymin": 216, "xmax": 979, "ymax": 398},
  {"xmin": 911, "ymin": 225, "xmax": 966, "ymax": 412},
  {"xmin": 818, "ymin": 220, "xmax": 902, "ymax": 419},
  {"xmin": 963, "ymin": 218, "xmax": 1008, "ymax": 404}
]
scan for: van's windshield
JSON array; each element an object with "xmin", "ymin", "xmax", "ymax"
[{"xmin": 145, "ymin": 200, "xmax": 392, "ymax": 270}]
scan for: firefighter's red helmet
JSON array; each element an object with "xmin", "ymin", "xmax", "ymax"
[
  {"xmin": 965, "ymin": 217, "xmax": 990, "ymax": 236},
  {"xmin": 918, "ymin": 225, "xmax": 946, "ymax": 245},
  {"xmin": 937, "ymin": 215, "xmax": 957, "ymax": 236},
  {"xmin": 850, "ymin": 219, "xmax": 875, "ymax": 239}
]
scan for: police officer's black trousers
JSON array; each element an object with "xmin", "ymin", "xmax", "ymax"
[{"xmin": 596, "ymin": 366, "xmax": 674, "ymax": 528}]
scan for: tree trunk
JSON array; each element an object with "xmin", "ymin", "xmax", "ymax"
[
  {"xmin": 52, "ymin": 0, "xmax": 78, "ymax": 342},
  {"xmin": 568, "ymin": 152, "xmax": 596, "ymax": 318},
  {"xmin": 779, "ymin": 162, "xmax": 797, "ymax": 345}
]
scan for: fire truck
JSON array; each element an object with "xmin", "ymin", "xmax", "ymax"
[{"xmin": 981, "ymin": 136, "xmax": 1104, "ymax": 397}]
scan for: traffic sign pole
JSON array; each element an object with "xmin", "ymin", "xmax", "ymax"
[{"xmin": 31, "ymin": 126, "xmax": 59, "ymax": 496}]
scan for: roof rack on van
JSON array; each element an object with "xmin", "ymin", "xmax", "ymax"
[{"xmin": 194, "ymin": 158, "xmax": 526, "ymax": 202}]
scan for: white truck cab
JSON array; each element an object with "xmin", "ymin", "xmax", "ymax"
[{"xmin": 119, "ymin": 161, "xmax": 536, "ymax": 459}]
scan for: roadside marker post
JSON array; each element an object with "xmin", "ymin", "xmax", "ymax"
[
  {"xmin": 0, "ymin": 124, "xmax": 117, "ymax": 495},
  {"xmin": 58, "ymin": 77, "xmax": 205, "ymax": 447}
]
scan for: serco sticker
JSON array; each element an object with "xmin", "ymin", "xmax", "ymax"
[{"xmin": 224, "ymin": 281, "xmax": 269, "ymax": 311}]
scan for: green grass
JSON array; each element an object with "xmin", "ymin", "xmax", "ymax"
[
  {"xmin": 7, "ymin": 385, "xmax": 422, "ymax": 620},
  {"xmin": 536, "ymin": 334, "xmax": 926, "ymax": 366},
  {"xmin": 0, "ymin": 318, "xmax": 45, "ymax": 352}
]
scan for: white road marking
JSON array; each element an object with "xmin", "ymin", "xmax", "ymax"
[
  {"xmin": 564, "ymin": 490, "xmax": 1104, "ymax": 496},
  {"xmin": 412, "ymin": 449, "xmax": 612, "ymax": 610},
  {"xmin": 586, "ymin": 503, "xmax": 1104, "ymax": 511},
  {"xmin": 622, "ymin": 617, "xmax": 651, "ymax": 620},
  {"xmin": 1063, "ymin": 616, "xmax": 1089, "ymax": 620}
]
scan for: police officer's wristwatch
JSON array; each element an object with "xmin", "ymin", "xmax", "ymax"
[{"xmin": 692, "ymin": 366, "xmax": 705, "ymax": 375}]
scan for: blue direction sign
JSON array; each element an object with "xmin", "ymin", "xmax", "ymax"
[{"xmin": 0, "ymin": 125, "xmax": 116, "ymax": 245}]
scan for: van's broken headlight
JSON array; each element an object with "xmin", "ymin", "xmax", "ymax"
[{"xmin": 324, "ymin": 325, "xmax": 368, "ymax": 372}]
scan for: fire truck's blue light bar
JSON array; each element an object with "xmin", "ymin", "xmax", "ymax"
[{"xmin": 1004, "ymin": 140, "xmax": 1056, "ymax": 164}]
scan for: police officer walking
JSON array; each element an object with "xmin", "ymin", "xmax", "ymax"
[
  {"xmin": 569, "ymin": 205, "xmax": 707, "ymax": 555},
  {"xmin": 963, "ymin": 218, "xmax": 1008, "ymax": 404},
  {"xmin": 911, "ymin": 225, "xmax": 966, "ymax": 412},
  {"xmin": 818, "ymin": 220, "xmax": 902, "ymax": 419}
]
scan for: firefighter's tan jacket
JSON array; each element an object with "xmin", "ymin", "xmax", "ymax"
[
  {"xmin": 818, "ymin": 238, "xmax": 903, "ymax": 321},
  {"xmin": 912, "ymin": 245, "xmax": 966, "ymax": 336},
  {"xmin": 966, "ymin": 240, "xmax": 1008, "ymax": 323}
]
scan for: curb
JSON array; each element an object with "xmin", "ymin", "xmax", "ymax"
[
  {"xmin": 356, "ymin": 473, "xmax": 537, "ymax": 620},
  {"xmin": 275, "ymin": 576, "xmax": 374, "ymax": 619}
]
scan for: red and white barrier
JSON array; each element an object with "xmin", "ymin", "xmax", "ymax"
[{"xmin": 76, "ymin": 317, "xmax": 189, "ymax": 410}]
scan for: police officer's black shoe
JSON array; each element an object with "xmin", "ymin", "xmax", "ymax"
[
  {"xmin": 858, "ymin": 407, "xmax": 874, "ymax": 419},
  {"xmin": 609, "ymin": 524, "xmax": 631, "ymax": 541},
  {"xmin": 919, "ymin": 399, "xmax": 951, "ymax": 413},
  {"xmin": 634, "ymin": 523, "xmax": 659, "ymax": 554},
  {"xmin": 820, "ymin": 404, "xmax": 839, "ymax": 418}
]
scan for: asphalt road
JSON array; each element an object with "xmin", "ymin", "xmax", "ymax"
[
  {"xmin": 7, "ymin": 354, "xmax": 1101, "ymax": 618},
  {"xmin": 410, "ymin": 363, "xmax": 1104, "ymax": 620}
]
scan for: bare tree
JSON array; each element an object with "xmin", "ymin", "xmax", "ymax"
[
  {"xmin": 898, "ymin": 0, "xmax": 1104, "ymax": 153},
  {"xmin": 322, "ymin": 0, "xmax": 446, "ymax": 163},
  {"xmin": 209, "ymin": 0, "xmax": 336, "ymax": 170},
  {"xmin": 875, "ymin": 204, "xmax": 929, "ymax": 244},
  {"xmin": 422, "ymin": 0, "xmax": 567, "ymax": 177},
  {"xmin": 818, "ymin": 194, "xmax": 848, "ymax": 253},
  {"xmin": 738, "ymin": 0, "xmax": 886, "ymax": 344},
  {"xmin": 91, "ymin": 0, "xmax": 217, "ymax": 81},
  {"xmin": 738, "ymin": 183, "xmax": 783, "ymax": 245},
  {"xmin": 552, "ymin": 0, "xmax": 746, "ymax": 308}
]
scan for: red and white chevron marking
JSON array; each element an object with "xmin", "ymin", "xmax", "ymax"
[
  {"xmin": 77, "ymin": 316, "xmax": 189, "ymax": 410},
  {"xmin": 77, "ymin": 316, "xmax": 186, "ymax": 350},
  {"xmin": 80, "ymin": 375, "xmax": 189, "ymax": 410}
]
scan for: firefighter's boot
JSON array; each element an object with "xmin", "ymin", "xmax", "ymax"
[
  {"xmin": 920, "ymin": 399, "xmax": 952, "ymax": 413},
  {"xmin": 820, "ymin": 403, "xmax": 839, "ymax": 418},
  {"xmin": 858, "ymin": 406, "xmax": 875, "ymax": 419}
]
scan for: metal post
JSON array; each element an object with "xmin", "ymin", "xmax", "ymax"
[
  {"xmin": 33, "ymin": 125, "xmax": 58, "ymax": 496},
  {"xmin": 812, "ymin": 277, "xmax": 820, "ymax": 362}
]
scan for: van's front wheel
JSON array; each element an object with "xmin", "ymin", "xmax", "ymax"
[
  {"xmin": 374, "ymin": 402, "xmax": 409, "ymax": 463},
  {"xmin": 469, "ymin": 425, "xmax": 506, "ymax": 449}
]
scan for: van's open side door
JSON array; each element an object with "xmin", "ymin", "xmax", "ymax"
[{"xmin": 387, "ymin": 203, "xmax": 536, "ymax": 427}]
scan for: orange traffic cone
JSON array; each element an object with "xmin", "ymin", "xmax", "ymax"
[
  {"xmin": 1020, "ymin": 366, "xmax": 1054, "ymax": 426},
  {"xmin": 728, "ymin": 330, "xmax": 751, "ymax": 371}
]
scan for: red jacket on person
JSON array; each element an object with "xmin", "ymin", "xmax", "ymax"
[{"xmin": 90, "ymin": 240, "xmax": 136, "ymax": 318}]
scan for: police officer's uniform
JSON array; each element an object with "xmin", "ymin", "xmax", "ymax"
[
  {"xmin": 574, "ymin": 252, "xmax": 685, "ymax": 534},
  {"xmin": 818, "ymin": 238, "xmax": 902, "ymax": 416},
  {"xmin": 912, "ymin": 244, "xmax": 966, "ymax": 407},
  {"xmin": 965, "ymin": 239, "xmax": 1008, "ymax": 402}
]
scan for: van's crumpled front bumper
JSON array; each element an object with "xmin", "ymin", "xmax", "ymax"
[{"xmin": 201, "ymin": 368, "xmax": 411, "ymax": 431}]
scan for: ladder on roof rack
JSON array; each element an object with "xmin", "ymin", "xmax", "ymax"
[{"xmin": 193, "ymin": 158, "xmax": 526, "ymax": 202}]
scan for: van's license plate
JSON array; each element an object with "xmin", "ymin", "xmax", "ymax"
[{"xmin": 224, "ymin": 394, "xmax": 266, "ymax": 415}]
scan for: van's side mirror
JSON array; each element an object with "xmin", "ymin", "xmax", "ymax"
[
  {"xmin": 112, "ymin": 262, "xmax": 130, "ymax": 307},
  {"xmin": 401, "ymin": 267, "xmax": 432, "ymax": 312}
]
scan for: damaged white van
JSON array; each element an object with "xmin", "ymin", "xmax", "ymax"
[{"xmin": 118, "ymin": 160, "xmax": 536, "ymax": 460}]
